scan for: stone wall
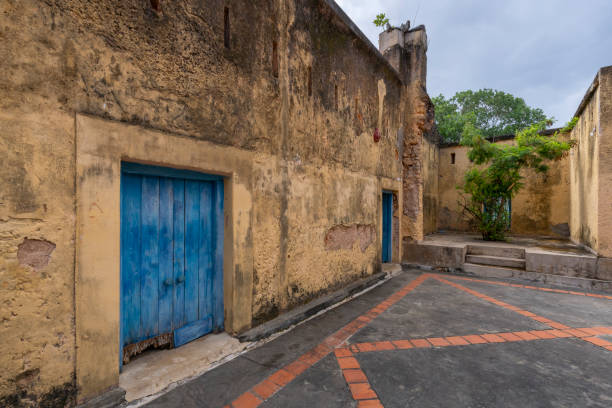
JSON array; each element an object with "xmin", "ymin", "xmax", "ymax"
[
  {"xmin": 570, "ymin": 76, "xmax": 600, "ymax": 251},
  {"xmin": 380, "ymin": 26, "xmax": 437, "ymax": 242},
  {"xmin": 438, "ymin": 136, "xmax": 571, "ymax": 237},
  {"xmin": 596, "ymin": 66, "xmax": 612, "ymax": 257},
  {"xmin": 0, "ymin": 0, "xmax": 428, "ymax": 404}
]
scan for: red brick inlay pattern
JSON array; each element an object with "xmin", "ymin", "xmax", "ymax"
[
  {"xmin": 433, "ymin": 276, "xmax": 612, "ymax": 353},
  {"xmin": 227, "ymin": 273, "xmax": 612, "ymax": 408},
  {"xmin": 334, "ymin": 348, "xmax": 384, "ymax": 407},
  {"xmin": 229, "ymin": 274, "xmax": 429, "ymax": 407},
  {"xmin": 346, "ymin": 327, "xmax": 612, "ymax": 354}
]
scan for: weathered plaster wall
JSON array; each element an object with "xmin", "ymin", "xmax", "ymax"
[
  {"xmin": 596, "ymin": 67, "xmax": 612, "ymax": 257},
  {"xmin": 438, "ymin": 138, "xmax": 571, "ymax": 237},
  {"xmin": 0, "ymin": 110, "xmax": 77, "ymax": 407},
  {"xmin": 389, "ymin": 27, "xmax": 436, "ymax": 242},
  {"xmin": 0, "ymin": 0, "xmax": 408, "ymax": 404},
  {"xmin": 570, "ymin": 79, "xmax": 600, "ymax": 251},
  {"xmin": 422, "ymin": 137, "xmax": 439, "ymax": 235}
]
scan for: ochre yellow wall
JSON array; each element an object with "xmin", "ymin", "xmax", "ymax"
[
  {"xmin": 0, "ymin": 0, "xmax": 407, "ymax": 404},
  {"xmin": 422, "ymin": 137, "xmax": 439, "ymax": 235},
  {"xmin": 0, "ymin": 109, "xmax": 77, "ymax": 404},
  {"xmin": 438, "ymin": 137, "xmax": 570, "ymax": 236},
  {"xmin": 596, "ymin": 67, "xmax": 612, "ymax": 257},
  {"xmin": 570, "ymin": 87, "xmax": 600, "ymax": 251}
]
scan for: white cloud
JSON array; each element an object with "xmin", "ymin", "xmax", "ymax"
[{"xmin": 334, "ymin": 0, "xmax": 612, "ymax": 125}]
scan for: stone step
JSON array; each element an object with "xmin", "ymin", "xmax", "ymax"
[
  {"xmin": 466, "ymin": 254, "xmax": 526, "ymax": 269},
  {"xmin": 466, "ymin": 245, "xmax": 525, "ymax": 259},
  {"xmin": 462, "ymin": 263, "xmax": 524, "ymax": 279}
]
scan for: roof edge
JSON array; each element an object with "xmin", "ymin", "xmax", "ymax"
[
  {"xmin": 573, "ymin": 71, "xmax": 600, "ymax": 119},
  {"xmin": 322, "ymin": 0, "xmax": 403, "ymax": 84},
  {"xmin": 439, "ymin": 127, "xmax": 563, "ymax": 148}
]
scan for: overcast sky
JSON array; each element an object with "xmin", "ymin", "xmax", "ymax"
[{"xmin": 335, "ymin": 0, "xmax": 612, "ymax": 126}]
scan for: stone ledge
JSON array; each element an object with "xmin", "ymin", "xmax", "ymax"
[
  {"xmin": 238, "ymin": 270, "xmax": 390, "ymax": 342},
  {"xmin": 438, "ymin": 266, "xmax": 612, "ymax": 294}
]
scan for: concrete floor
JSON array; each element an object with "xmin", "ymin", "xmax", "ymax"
[
  {"xmin": 121, "ymin": 332, "xmax": 250, "ymax": 403},
  {"xmin": 140, "ymin": 270, "xmax": 612, "ymax": 408}
]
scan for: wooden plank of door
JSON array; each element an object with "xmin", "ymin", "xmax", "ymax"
[
  {"xmin": 141, "ymin": 176, "xmax": 160, "ymax": 339},
  {"xmin": 199, "ymin": 182, "xmax": 214, "ymax": 321},
  {"xmin": 212, "ymin": 181, "xmax": 225, "ymax": 330},
  {"xmin": 158, "ymin": 177, "xmax": 174, "ymax": 334},
  {"xmin": 173, "ymin": 315, "xmax": 212, "ymax": 348},
  {"xmin": 172, "ymin": 179, "xmax": 186, "ymax": 330},
  {"xmin": 120, "ymin": 173, "xmax": 142, "ymax": 347},
  {"xmin": 184, "ymin": 180, "xmax": 200, "ymax": 324}
]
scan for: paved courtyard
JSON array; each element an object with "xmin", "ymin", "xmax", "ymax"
[{"xmin": 143, "ymin": 270, "xmax": 612, "ymax": 408}]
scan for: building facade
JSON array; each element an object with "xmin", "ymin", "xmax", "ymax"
[{"xmin": 0, "ymin": 0, "xmax": 435, "ymax": 405}]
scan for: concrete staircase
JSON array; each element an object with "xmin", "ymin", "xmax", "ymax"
[{"xmin": 463, "ymin": 245, "xmax": 526, "ymax": 278}]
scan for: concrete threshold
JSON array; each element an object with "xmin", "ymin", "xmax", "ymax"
[{"xmin": 122, "ymin": 265, "xmax": 400, "ymax": 406}]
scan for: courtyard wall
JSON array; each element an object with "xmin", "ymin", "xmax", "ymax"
[{"xmin": 437, "ymin": 135, "xmax": 571, "ymax": 237}]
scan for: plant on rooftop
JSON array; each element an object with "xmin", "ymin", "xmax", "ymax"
[
  {"xmin": 373, "ymin": 13, "xmax": 390, "ymax": 28},
  {"xmin": 459, "ymin": 119, "xmax": 576, "ymax": 241}
]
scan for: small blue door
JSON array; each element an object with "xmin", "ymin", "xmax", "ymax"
[
  {"xmin": 382, "ymin": 191, "xmax": 393, "ymax": 263},
  {"xmin": 120, "ymin": 163, "xmax": 224, "ymax": 364}
]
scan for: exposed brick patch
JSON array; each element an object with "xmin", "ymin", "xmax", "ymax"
[
  {"xmin": 324, "ymin": 224, "xmax": 376, "ymax": 252},
  {"xmin": 17, "ymin": 238, "xmax": 56, "ymax": 270}
]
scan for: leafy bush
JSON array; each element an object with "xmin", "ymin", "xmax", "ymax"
[{"xmin": 459, "ymin": 120, "xmax": 575, "ymax": 241}]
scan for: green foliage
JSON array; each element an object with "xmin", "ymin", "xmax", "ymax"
[
  {"xmin": 373, "ymin": 13, "xmax": 390, "ymax": 28},
  {"xmin": 459, "ymin": 120, "xmax": 575, "ymax": 241},
  {"xmin": 561, "ymin": 117, "xmax": 579, "ymax": 132},
  {"xmin": 433, "ymin": 89, "xmax": 548, "ymax": 144}
]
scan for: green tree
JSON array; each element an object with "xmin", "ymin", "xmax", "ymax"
[
  {"xmin": 459, "ymin": 120, "xmax": 575, "ymax": 241},
  {"xmin": 434, "ymin": 89, "xmax": 548, "ymax": 144}
]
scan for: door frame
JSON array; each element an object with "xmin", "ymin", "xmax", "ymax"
[
  {"xmin": 75, "ymin": 114, "xmax": 256, "ymax": 402},
  {"xmin": 119, "ymin": 162, "xmax": 225, "ymax": 366}
]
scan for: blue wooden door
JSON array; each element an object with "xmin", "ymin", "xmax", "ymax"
[
  {"xmin": 382, "ymin": 192, "xmax": 393, "ymax": 263},
  {"xmin": 120, "ymin": 163, "xmax": 224, "ymax": 364}
]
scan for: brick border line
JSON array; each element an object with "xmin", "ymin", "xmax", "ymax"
[
  {"xmin": 434, "ymin": 276, "xmax": 612, "ymax": 352},
  {"xmin": 441, "ymin": 274, "xmax": 612, "ymax": 300},
  {"xmin": 334, "ymin": 348, "xmax": 384, "ymax": 408},
  {"xmin": 226, "ymin": 274, "xmax": 429, "ymax": 408},
  {"xmin": 346, "ymin": 326, "xmax": 612, "ymax": 353}
]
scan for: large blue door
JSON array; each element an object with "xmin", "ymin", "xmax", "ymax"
[
  {"xmin": 120, "ymin": 163, "xmax": 224, "ymax": 365},
  {"xmin": 382, "ymin": 191, "xmax": 393, "ymax": 263}
]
